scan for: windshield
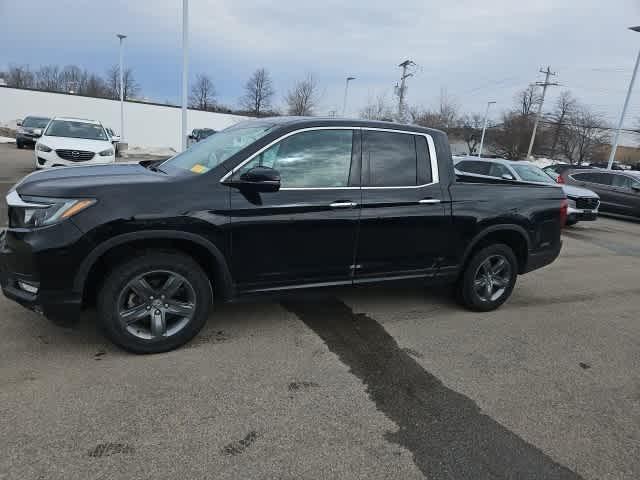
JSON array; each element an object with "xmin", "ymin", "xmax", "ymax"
[
  {"xmin": 22, "ymin": 117, "xmax": 50, "ymax": 128},
  {"xmin": 162, "ymin": 123, "xmax": 275, "ymax": 174},
  {"xmin": 44, "ymin": 120, "xmax": 108, "ymax": 141},
  {"xmin": 512, "ymin": 164, "xmax": 555, "ymax": 184}
]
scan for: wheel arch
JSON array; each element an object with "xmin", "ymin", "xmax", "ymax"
[
  {"xmin": 460, "ymin": 224, "xmax": 531, "ymax": 275},
  {"xmin": 75, "ymin": 230, "xmax": 234, "ymax": 305}
]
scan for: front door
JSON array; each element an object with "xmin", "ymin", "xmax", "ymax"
[
  {"xmin": 354, "ymin": 128, "xmax": 450, "ymax": 281},
  {"xmin": 226, "ymin": 128, "xmax": 362, "ymax": 292}
]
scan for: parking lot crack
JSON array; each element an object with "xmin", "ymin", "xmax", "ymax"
[{"xmin": 283, "ymin": 298, "xmax": 585, "ymax": 480}]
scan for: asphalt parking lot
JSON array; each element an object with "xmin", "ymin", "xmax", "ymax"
[{"xmin": 1, "ymin": 142, "xmax": 639, "ymax": 480}]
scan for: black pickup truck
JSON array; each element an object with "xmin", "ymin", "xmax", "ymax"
[{"xmin": 1, "ymin": 118, "xmax": 565, "ymax": 353}]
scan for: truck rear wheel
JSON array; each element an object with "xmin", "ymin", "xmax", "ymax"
[
  {"xmin": 97, "ymin": 252, "xmax": 213, "ymax": 354},
  {"xmin": 456, "ymin": 244, "xmax": 518, "ymax": 312}
]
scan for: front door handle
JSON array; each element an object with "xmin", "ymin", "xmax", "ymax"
[
  {"xmin": 330, "ymin": 201, "xmax": 358, "ymax": 208},
  {"xmin": 418, "ymin": 198, "xmax": 441, "ymax": 204}
]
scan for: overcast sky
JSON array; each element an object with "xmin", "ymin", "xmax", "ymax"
[{"xmin": 1, "ymin": 0, "xmax": 639, "ymax": 128}]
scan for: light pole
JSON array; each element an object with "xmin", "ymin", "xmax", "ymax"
[
  {"xmin": 478, "ymin": 101, "xmax": 496, "ymax": 158},
  {"xmin": 342, "ymin": 77, "xmax": 355, "ymax": 117},
  {"xmin": 116, "ymin": 34, "xmax": 127, "ymax": 141},
  {"xmin": 181, "ymin": 0, "xmax": 189, "ymax": 152},
  {"xmin": 607, "ymin": 26, "xmax": 640, "ymax": 170}
]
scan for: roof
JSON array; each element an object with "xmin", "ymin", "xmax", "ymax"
[
  {"xmin": 230, "ymin": 116, "xmax": 446, "ymax": 137},
  {"xmin": 53, "ymin": 116, "xmax": 101, "ymax": 124}
]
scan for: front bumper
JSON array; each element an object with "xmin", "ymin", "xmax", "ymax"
[
  {"xmin": 35, "ymin": 150, "xmax": 115, "ymax": 169},
  {"xmin": 16, "ymin": 133, "xmax": 39, "ymax": 145},
  {"xmin": 567, "ymin": 206, "xmax": 598, "ymax": 221},
  {"xmin": 0, "ymin": 224, "xmax": 87, "ymax": 325}
]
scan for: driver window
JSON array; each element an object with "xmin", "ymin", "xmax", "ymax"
[{"xmin": 236, "ymin": 129, "xmax": 354, "ymax": 188}]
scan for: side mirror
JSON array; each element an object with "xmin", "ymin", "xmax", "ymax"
[
  {"xmin": 16, "ymin": 120, "xmax": 22, "ymax": 127},
  {"xmin": 111, "ymin": 135, "xmax": 121, "ymax": 143},
  {"xmin": 33, "ymin": 128, "xmax": 42, "ymax": 137},
  {"xmin": 225, "ymin": 166, "xmax": 281, "ymax": 193},
  {"xmin": 501, "ymin": 173, "xmax": 515, "ymax": 180}
]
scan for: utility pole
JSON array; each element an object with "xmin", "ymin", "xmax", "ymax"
[
  {"xmin": 478, "ymin": 101, "xmax": 496, "ymax": 158},
  {"xmin": 607, "ymin": 26, "xmax": 640, "ymax": 169},
  {"xmin": 181, "ymin": 0, "xmax": 189, "ymax": 152},
  {"xmin": 116, "ymin": 34, "xmax": 127, "ymax": 141},
  {"xmin": 526, "ymin": 66, "xmax": 557, "ymax": 159},
  {"xmin": 342, "ymin": 77, "xmax": 355, "ymax": 116},
  {"xmin": 395, "ymin": 60, "xmax": 415, "ymax": 121}
]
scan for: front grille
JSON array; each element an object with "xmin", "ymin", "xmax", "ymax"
[
  {"xmin": 575, "ymin": 197, "xmax": 599, "ymax": 210},
  {"xmin": 55, "ymin": 149, "xmax": 95, "ymax": 161}
]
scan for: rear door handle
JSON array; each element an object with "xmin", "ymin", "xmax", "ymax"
[
  {"xmin": 418, "ymin": 198, "xmax": 441, "ymax": 204},
  {"xmin": 330, "ymin": 201, "xmax": 358, "ymax": 208}
]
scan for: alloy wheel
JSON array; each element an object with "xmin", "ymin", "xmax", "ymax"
[{"xmin": 473, "ymin": 254, "xmax": 512, "ymax": 302}]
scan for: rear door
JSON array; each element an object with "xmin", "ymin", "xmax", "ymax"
[
  {"xmin": 354, "ymin": 128, "xmax": 450, "ymax": 281},
  {"xmin": 609, "ymin": 174, "xmax": 640, "ymax": 215},
  {"xmin": 569, "ymin": 172, "xmax": 613, "ymax": 208},
  {"xmin": 226, "ymin": 127, "xmax": 362, "ymax": 291}
]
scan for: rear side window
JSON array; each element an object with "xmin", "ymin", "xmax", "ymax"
[
  {"xmin": 611, "ymin": 174, "xmax": 633, "ymax": 188},
  {"xmin": 572, "ymin": 172, "xmax": 611, "ymax": 185},
  {"xmin": 456, "ymin": 160, "xmax": 492, "ymax": 176},
  {"xmin": 364, "ymin": 131, "xmax": 417, "ymax": 186}
]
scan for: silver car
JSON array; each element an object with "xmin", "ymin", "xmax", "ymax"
[{"xmin": 454, "ymin": 157, "xmax": 600, "ymax": 226}]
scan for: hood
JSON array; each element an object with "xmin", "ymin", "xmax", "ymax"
[
  {"xmin": 562, "ymin": 184, "xmax": 598, "ymax": 199},
  {"xmin": 38, "ymin": 135, "xmax": 113, "ymax": 152},
  {"xmin": 15, "ymin": 162, "xmax": 168, "ymax": 198}
]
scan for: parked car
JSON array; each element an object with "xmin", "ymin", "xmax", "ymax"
[
  {"xmin": 1, "ymin": 117, "xmax": 565, "ymax": 353},
  {"xmin": 562, "ymin": 169, "xmax": 640, "ymax": 218},
  {"xmin": 542, "ymin": 163, "xmax": 594, "ymax": 183},
  {"xmin": 455, "ymin": 158, "xmax": 600, "ymax": 225},
  {"xmin": 104, "ymin": 127, "xmax": 122, "ymax": 156},
  {"xmin": 34, "ymin": 117, "xmax": 116, "ymax": 169},
  {"xmin": 15, "ymin": 116, "xmax": 51, "ymax": 149},
  {"xmin": 188, "ymin": 128, "xmax": 216, "ymax": 147}
]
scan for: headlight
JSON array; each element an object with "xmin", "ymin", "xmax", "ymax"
[
  {"xmin": 36, "ymin": 143, "xmax": 52, "ymax": 152},
  {"xmin": 99, "ymin": 148, "xmax": 114, "ymax": 157},
  {"xmin": 7, "ymin": 191, "xmax": 96, "ymax": 228},
  {"xmin": 17, "ymin": 127, "xmax": 26, "ymax": 134}
]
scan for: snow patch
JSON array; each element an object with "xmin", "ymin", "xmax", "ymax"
[
  {"xmin": 0, "ymin": 136, "xmax": 16, "ymax": 144},
  {"xmin": 122, "ymin": 145, "xmax": 177, "ymax": 158}
]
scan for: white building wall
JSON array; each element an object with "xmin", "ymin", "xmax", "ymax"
[{"xmin": 0, "ymin": 87, "xmax": 249, "ymax": 151}]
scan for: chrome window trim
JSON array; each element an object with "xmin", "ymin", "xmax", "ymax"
[{"xmin": 219, "ymin": 126, "xmax": 440, "ymax": 190}]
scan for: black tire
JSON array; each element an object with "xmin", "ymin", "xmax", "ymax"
[
  {"xmin": 456, "ymin": 243, "xmax": 518, "ymax": 312},
  {"xmin": 16, "ymin": 141, "xmax": 23, "ymax": 149},
  {"xmin": 97, "ymin": 251, "xmax": 213, "ymax": 354},
  {"xmin": 565, "ymin": 218, "xmax": 578, "ymax": 227}
]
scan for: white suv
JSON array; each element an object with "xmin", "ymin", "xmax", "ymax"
[{"xmin": 35, "ymin": 117, "xmax": 116, "ymax": 169}]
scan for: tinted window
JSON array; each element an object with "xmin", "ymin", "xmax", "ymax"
[
  {"xmin": 456, "ymin": 160, "xmax": 493, "ymax": 176},
  {"xmin": 488, "ymin": 163, "xmax": 511, "ymax": 178},
  {"xmin": 611, "ymin": 174, "xmax": 633, "ymax": 188},
  {"xmin": 572, "ymin": 172, "xmax": 611, "ymax": 185},
  {"xmin": 238, "ymin": 129, "xmax": 354, "ymax": 188},
  {"xmin": 22, "ymin": 116, "xmax": 50, "ymax": 128},
  {"xmin": 364, "ymin": 131, "xmax": 417, "ymax": 186}
]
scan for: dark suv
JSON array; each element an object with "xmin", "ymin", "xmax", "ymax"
[
  {"xmin": 563, "ymin": 169, "xmax": 640, "ymax": 217},
  {"xmin": 16, "ymin": 116, "xmax": 51, "ymax": 148},
  {"xmin": 1, "ymin": 118, "xmax": 564, "ymax": 353}
]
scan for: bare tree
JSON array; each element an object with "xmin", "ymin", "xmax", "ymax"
[
  {"xmin": 489, "ymin": 111, "xmax": 535, "ymax": 159},
  {"xmin": 6, "ymin": 65, "xmax": 35, "ymax": 88},
  {"xmin": 189, "ymin": 74, "xmax": 217, "ymax": 110},
  {"xmin": 437, "ymin": 88, "xmax": 459, "ymax": 129},
  {"xmin": 240, "ymin": 68, "xmax": 275, "ymax": 117},
  {"xmin": 105, "ymin": 65, "xmax": 140, "ymax": 100},
  {"xmin": 83, "ymin": 74, "xmax": 109, "ymax": 98},
  {"xmin": 460, "ymin": 113, "xmax": 484, "ymax": 155},
  {"xmin": 35, "ymin": 65, "xmax": 62, "ymax": 92},
  {"xmin": 360, "ymin": 93, "xmax": 394, "ymax": 120},
  {"xmin": 59, "ymin": 65, "xmax": 87, "ymax": 93},
  {"xmin": 285, "ymin": 74, "xmax": 319, "ymax": 116},
  {"xmin": 515, "ymin": 86, "xmax": 541, "ymax": 117},
  {"xmin": 549, "ymin": 90, "xmax": 577, "ymax": 157},
  {"xmin": 558, "ymin": 106, "xmax": 610, "ymax": 165}
]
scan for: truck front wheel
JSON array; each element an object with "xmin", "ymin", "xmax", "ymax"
[
  {"xmin": 456, "ymin": 244, "xmax": 518, "ymax": 312},
  {"xmin": 97, "ymin": 252, "xmax": 213, "ymax": 353}
]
